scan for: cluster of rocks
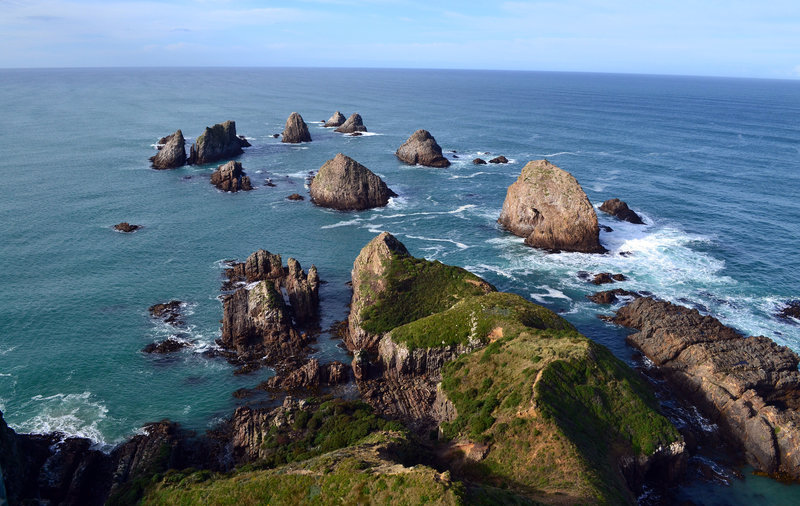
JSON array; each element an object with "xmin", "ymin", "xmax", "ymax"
[
  {"xmin": 309, "ymin": 153, "xmax": 396, "ymax": 211},
  {"xmin": 613, "ymin": 297, "xmax": 800, "ymax": 480},
  {"xmin": 210, "ymin": 160, "xmax": 253, "ymax": 192},
  {"xmin": 142, "ymin": 300, "xmax": 191, "ymax": 353},
  {"xmin": 150, "ymin": 121, "xmax": 250, "ymax": 170}
]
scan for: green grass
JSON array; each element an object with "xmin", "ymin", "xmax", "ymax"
[{"xmin": 359, "ymin": 254, "xmax": 495, "ymax": 335}]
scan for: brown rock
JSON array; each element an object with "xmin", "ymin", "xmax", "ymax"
[
  {"xmin": 395, "ymin": 129, "xmax": 450, "ymax": 168},
  {"xmin": 586, "ymin": 289, "xmax": 639, "ymax": 304},
  {"xmin": 148, "ymin": 300, "xmax": 184, "ymax": 326},
  {"xmin": 591, "ymin": 272, "xmax": 626, "ymax": 285},
  {"xmin": 488, "ymin": 155, "xmax": 508, "ymax": 164},
  {"xmin": 287, "ymin": 193, "xmax": 304, "ymax": 201},
  {"xmin": 324, "ymin": 111, "xmax": 346, "ymax": 127},
  {"xmin": 283, "ymin": 258, "xmax": 319, "ymax": 326},
  {"xmin": 613, "ymin": 297, "xmax": 800, "ymax": 479},
  {"xmin": 335, "ymin": 113, "xmax": 367, "ymax": 134},
  {"xmin": 778, "ymin": 301, "xmax": 800, "ymax": 320},
  {"xmin": 142, "ymin": 338, "xmax": 190, "ymax": 354},
  {"xmin": 261, "ymin": 359, "xmax": 349, "ymax": 390},
  {"xmin": 187, "ymin": 120, "xmax": 247, "ymax": 165},
  {"xmin": 210, "ymin": 161, "xmax": 253, "ymax": 192},
  {"xmin": 309, "ymin": 153, "xmax": 396, "ymax": 211},
  {"xmin": 599, "ymin": 198, "xmax": 644, "ymax": 225},
  {"xmin": 281, "ymin": 112, "xmax": 311, "ymax": 143},
  {"xmin": 473, "ymin": 158, "xmax": 487, "ymax": 165},
  {"xmin": 113, "ymin": 222, "xmax": 140, "ymax": 233},
  {"xmin": 498, "ymin": 160, "xmax": 606, "ymax": 253},
  {"xmin": 150, "ymin": 130, "xmax": 187, "ymax": 169}
]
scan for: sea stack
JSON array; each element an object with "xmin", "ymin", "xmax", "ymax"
[
  {"xmin": 281, "ymin": 112, "xmax": 312, "ymax": 143},
  {"xmin": 150, "ymin": 129, "xmax": 187, "ymax": 169},
  {"xmin": 188, "ymin": 120, "xmax": 247, "ymax": 165},
  {"xmin": 210, "ymin": 161, "xmax": 253, "ymax": 192},
  {"xmin": 309, "ymin": 153, "xmax": 396, "ymax": 211},
  {"xmin": 599, "ymin": 198, "xmax": 645, "ymax": 224},
  {"xmin": 395, "ymin": 130, "xmax": 450, "ymax": 168},
  {"xmin": 335, "ymin": 113, "xmax": 367, "ymax": 134},
  {"xmin": 324, "ymin": 111, "xmax": 346, "ymax": 127},
  {"xmin": 498, "ymin": 160, "xmax": 605, "ymax": 253}
]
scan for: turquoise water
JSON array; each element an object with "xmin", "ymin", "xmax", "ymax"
[{"xmin": 0, "ymin": 68, "xmax": 798, "ymax": 502}]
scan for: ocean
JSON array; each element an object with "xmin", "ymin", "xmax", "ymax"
[{"xmin": 0, "ymin": 67, "xmax": 798, "ymax": 504}]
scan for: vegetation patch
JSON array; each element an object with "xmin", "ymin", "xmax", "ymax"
[{"xmin": 359, "ymin": 255, "xmax": 495, "ymax": 335}]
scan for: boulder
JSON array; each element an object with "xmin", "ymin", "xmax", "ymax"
[
  {"xmin": 287, "ymin": 193, "xmax": 304, "ymax": 201},
  {"xmin": 591, "ymin": 272, "xmax": 626, "ymax": 285},
  {"xmin": 613, "ymin": 297, "xmax": 800, "ymax": 479},
  {"xmin": 281, "ymin": 112, "xmax": 312, "ymax": 143},
  {"xmin": 324, "ymin": 111, "xmax": 346, "ymax": 127},
  {"xmin": 210, "ymin": 161, "xmax": 253, "ymax": 192},
  {"xmin": 150, "ymin": 130, "xmax": 187, "ymax": 169},
  {"xmin": 586, "ymin": 289, "xmax": 639, "ymax": 304},
  {"xmin": 113, "ymin": 222, "xmax": 140, "ymax": 233},
  {"xmin": 498, "ymin": 160, "xmax": 606, "ymax": 253},
  {"xmin": 599, "ymin": 198, "xmax": 644, "ymax": 225},
  {"xmin": 473, "ymin": 158, "xmax": 487, "ymax": 165},
  {"xmin": 309, "ymin": 153, "xmax": 396, "ymax": 211},
  {"xmin": 488, "ymin": 155, "xmax": 508, "ymax": 164},
  {"xmin": 148, "ymin": 300, "xmax": 184, "ymax": 326},
  {"xmin": 395, "ymin": 130, "xmax": 450, "ymax": 168},
  {"xmin": 335, "ymin": 113, "xmax": 367, "ymax": 134},
  {"xmin": 187, "ymin": 120, "xmax": 247, "ymax": 165}
]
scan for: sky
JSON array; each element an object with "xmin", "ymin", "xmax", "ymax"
[{"xmin": 1, "ymin": 0, "xmax": 799, "ymax": 79}]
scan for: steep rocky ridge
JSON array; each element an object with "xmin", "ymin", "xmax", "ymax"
[{"xmin": 498, "ymin": 159, "xmax": 605, "ymax": 253}]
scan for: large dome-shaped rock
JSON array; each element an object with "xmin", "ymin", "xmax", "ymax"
[
  {"xmin": 187, "ymin": 120, "xmax": 247, "ymax": 165},
  {"xmin": 600, "ymin": 198, "xmax": 644, "ymax": 224},
  {"xmin": 395, "ymin": 130, "xmax": 450, "ymax": 168},
  {"xmin": 498, "ymin": 160, "xmax": 605, "ymax": 253},
  {"xmin": 324, "ymin": 111, "xmax": 346, "ymax": 127},
  {"xmin": 309, "ymin": 153, "xmax": 396, "ymax": 211},
  {"xmin": 335, "ymin": 113, "xmax": 367, "ymax": 134},
  {"xmin": 210, "ymin": 161, "xmax": 253, "ymax": 192},
  {"xmin": 281, "ymin": 112, "xmax": 311, "ymax": 143},
  {"xmin": 150, "ymin": 129, "xmax": 187, "ymax": 169}
]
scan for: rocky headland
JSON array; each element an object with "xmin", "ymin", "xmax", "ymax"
[
  {"xmin": 209, "ymin": 160, "xmax": 253, "ymax": 192},
  {"xmin": 613, "ymin": 297, "xmax": 800, "ymax": 480},
  {"xmin": 395, "ymin": 129, "xmax": 450, "ymax": 168},
  {"xmin": 334, "ymin": 113, "xmax": 367, "ymax": 134},
  {"xmin": 309, "ymin": 153, "xmax": 396, "ymax": 211},
  {"xmin": 600, "ymin": 198, "xmax": 645, "ymax": 224},
  {"xmin": 281, "ymin": 112, "xmax": 312, "ymax": 143},
  {"xmin": 498, "ymin": 159, "xmax": 606, "ymax": 253},
  {"xmin": 187, "ymin": 120, "xmax": 248, "ymax": 165},
  {"xmin": 150, "ymin": 129, "xmax": 187, "ymax": 169}
]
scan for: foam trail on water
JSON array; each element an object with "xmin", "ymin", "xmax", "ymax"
[
  {"xmin": 405, "ymin": 234, "xmax": 469, "ymax": 250},
  {"xmin": 16, "ymin": 392, "xmax": 112, "ymax": 447},
  {"xmin": 530, "ymin": 286, "xmax": 572, "ymax": 303}
]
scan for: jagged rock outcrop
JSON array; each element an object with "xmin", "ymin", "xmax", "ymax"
[
  {"xmin": 324, "ymin": 111, "xmax": 346, "ymax": 127},
  {"xmin": 395, "ymin": 130, "xmax": 450, "ymax": 168},
  {"xmin": 210, "ymin": 161, "xmax": 253, "ymax": 192},
  {"xmin": 587, "ymin": 288, "xmax": 639, "ymax": 304},
  {"xmin": 600, "ymin": 198, "xmax": 644, "ymax": 225},
  {"xmin": 187, "ymin": 120, "xmax": 247, "ymax": 165},
  {"xmin": 261, "ymin": 359, "xmax": 348, "ymax": 391},
  {"xmin": 498, "ymin": 160, "xmax": 606, "ymax": 253},
  {"xmin": 473, "ymin": 158, "xmax": 487, "ymax": 165},
  {"xmin": 220, "ymin": 250, "xmax": 319, "ymax": 362},
  {"xmin": 281, "ymin": 112, "xmax": 311, "ymax": 143},
  {"xmin": 113, "ymin": 222, "xmax": 140, "ymax": 233},
  {"xmin": 489, "ymin": 155, "xmax": 508, "ymax": 164},
  {"xmin": 778, "ymin": 301, "xmax": 800, "ymax": 320},
  {"xmin": 148, "ymin": 300, "xmax": 184, "ymax": 326},
  {"xmin": 150, "ymin": 130, "xmax": 187, "ymax": 169},
  {"xmin": 335, "ymin": 113, "xmax": 367, "ymax": 134},
  {"xmin": 591, "ymin": 272, "xmax": 626, "ymax": 285},
  {"xmin": 613, "ymin": 297, "xmax": 800, "ymax": 479},
  {"xmin": 309, "ymin": 153, "xmax": 396, "ymax": 211}
]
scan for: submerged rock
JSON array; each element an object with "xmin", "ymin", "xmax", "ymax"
[
  {"xmin": 114, "ymin": 222, "xmax": 141, "ymax": 233},
  {"xmin": 600, "ymin": 198, "xmax": 644, "ymax": 224},
  {"xmin": 587, "ymin": 289, "xmax": 640, "ymax": 304},
  {"xmin": 591, "ymin": 272, "xmax": 627, "ymax": 285},
  {"xmin": 324, "ymin": 111, "xmax": 346, "ymax": 127},
  {"xmin": 148, "ymin": 300, "xmax": 184, "ymax": 326},
  {"xmin": 498, "ymin": 160, "xmax": 606, "ymax": 253},
  {"xmin": 150, "ymin": 129, "xmax": 187, "ymax": 169},
  {"xmin": 210, "ymin": 161, "xmax": 253, "ymax": 192},
  {"xmin": 287, "ymin": 193, "xmax": 304, "ymax": 201},
  {"xmin": 188, "ymin": 120, "xmax": 247, "ymax": 165},
  {"xmin": 613, "ymin": 297, "xmax": 800, "ymax": 480},
  {"xmin": 335, "ymin": 113, "xmax": 367, "ymax": 134},
  {"xmin": 142, "ymin": 338, "xmax": 190, "ymax": 354},
  {"xmin": 395, "ymin": 130, "xmax": 450, "ymax": 168},
  {"xmin": 281, "ymin": 112, "xmax": 311, "ymax": 143},
  {"xmin": 309, "ymin": 153, "xmax": 396, "ymax": 211}
]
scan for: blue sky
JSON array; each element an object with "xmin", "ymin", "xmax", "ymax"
[{"xmin": 1, "ymin": 0, "xmax": 799, "ymax": 78}]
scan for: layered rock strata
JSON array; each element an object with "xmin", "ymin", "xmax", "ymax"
[
  {"xmin": 188, "ymin": 120, "xmax": 248, "ymax": 165},
  {"xmin": 498, "ymin": 160, "xmax": 606, "ymax": 253},
  {"xmin": 613, "ymin": 297, "xmax": 800, "ymax": 479},
  {"xmin": 309, "ymin": 153, "xmax": 396, "ymax": 210},
  {"xmin": 395, "ymin": 130, "xmax": 450, "ymax": 168}
]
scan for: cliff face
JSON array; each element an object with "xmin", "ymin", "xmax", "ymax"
[
  {"xmin": 614, "ymin": 297, "xmax": 800, "ymax": 479},
  {"xmin": 498, "ymin": 160, "xmax": 605, "ymax": 253}
]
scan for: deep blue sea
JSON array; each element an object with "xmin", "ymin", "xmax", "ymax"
[{"xmin": 0, "ymin": 68, "xmax": 798, "ymax": 503}]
